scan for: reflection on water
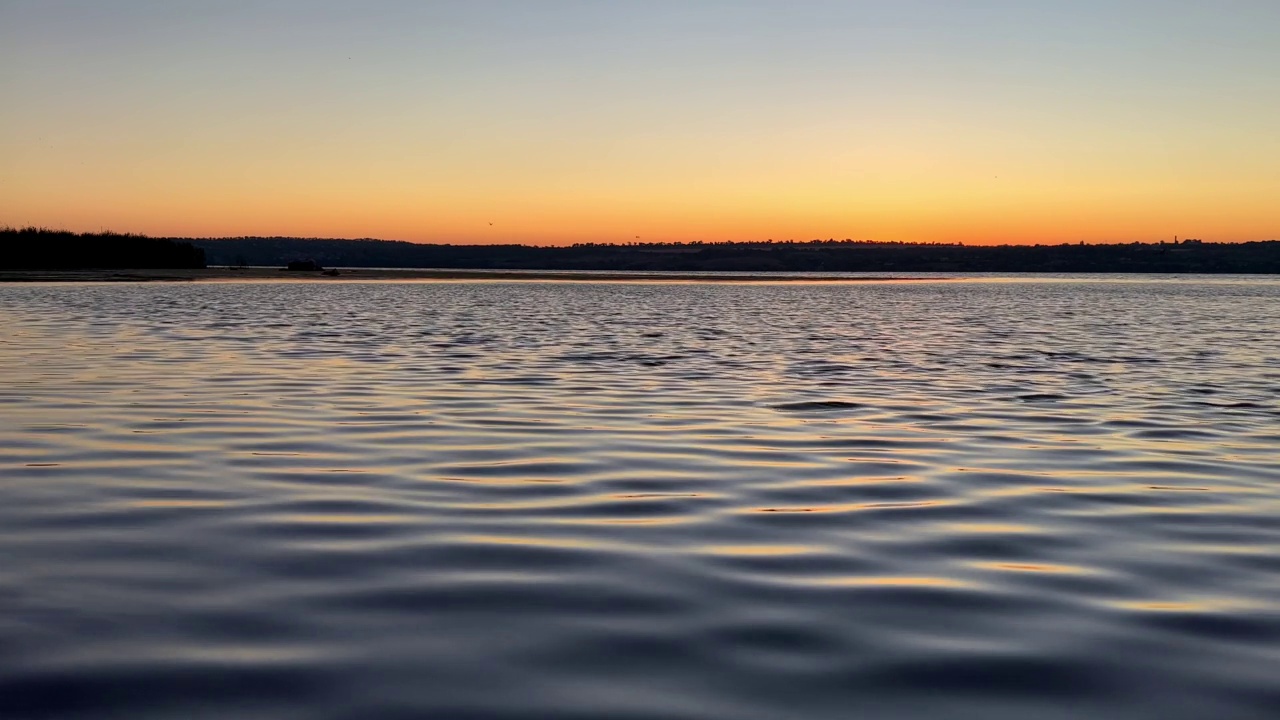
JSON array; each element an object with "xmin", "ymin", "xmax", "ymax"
[{"xmin": 1, "ymin": 277, "xmax": 1279, "ymax": 720}]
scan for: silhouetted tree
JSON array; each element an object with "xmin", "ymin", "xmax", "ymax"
[{"xmin": 0, "ymin": 227, "xmax": 205, "ymax": 269}]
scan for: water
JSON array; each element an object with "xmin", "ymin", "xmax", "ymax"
[{"xmin": 2, "ymin": 276, "xmax": 1278, "ymax": 720}]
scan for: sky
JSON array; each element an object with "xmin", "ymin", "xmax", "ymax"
[{"xmin": 3, "ymin": 0, "xmax": 1278, "ymax": 246}]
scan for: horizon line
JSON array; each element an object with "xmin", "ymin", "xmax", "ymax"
[{"xmin": 4, "ymin": 226, "xmax": 1276, "ymax": 249}]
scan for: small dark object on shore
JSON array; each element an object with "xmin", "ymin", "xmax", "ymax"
[{"xmin": 322, "ymin": 268, "xmax": 340, "ymax": 276}]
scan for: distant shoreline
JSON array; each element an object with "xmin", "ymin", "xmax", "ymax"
[
  {"xmin": 0, "ymin": 267, "xmax": 945, "ymax": 284},
  {"xmin": 6, "ymin": 228, "xmax": 1280, "ymax": 274}
]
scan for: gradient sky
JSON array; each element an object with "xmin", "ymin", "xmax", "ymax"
[{"xmin": 3, "ymin": 1, "xmax": 1278, "ymax": 245}]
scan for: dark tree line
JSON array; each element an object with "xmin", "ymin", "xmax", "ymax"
[
  {"xmin": 194, "ymin": 235, "xmax": 1280, "ymax": 274},
  {"xmin": 1, "ymin": 227, "xmax": 206, "ymax": 269},
  {"xmin": 5, "ymin": 226, "xmax": 1279, "ymax": 273}
]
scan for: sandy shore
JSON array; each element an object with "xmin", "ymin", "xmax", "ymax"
[{"xmin": 0, "ymin": 267, "xmax": 940, "ymax": 283}]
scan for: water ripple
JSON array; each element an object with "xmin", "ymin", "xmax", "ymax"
[{"xmin": 2, "ymin": 277, "xmax": 1279, "ymax": 719}]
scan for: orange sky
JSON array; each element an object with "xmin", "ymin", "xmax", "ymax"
[{"xmin": 3, "ymin": 2, "xmax": 1278, "ymax": 245}]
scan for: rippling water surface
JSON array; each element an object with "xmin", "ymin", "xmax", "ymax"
[{"xmin": 2, "ymin": 276, "xmax": 1279, "ymax": 720}]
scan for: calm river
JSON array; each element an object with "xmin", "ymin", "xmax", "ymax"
[{"xmin": 2, "ymin": 276, "xmax": 1278, "ymax": 719}]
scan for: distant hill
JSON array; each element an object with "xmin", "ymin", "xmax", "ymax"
[
  {"xmin": 1, "ymin": 227, "xmax": 205, "ymax": 269},
  {"xmin": 193, "ymin": 236, "xmax": 1280, "ymax": 274}
]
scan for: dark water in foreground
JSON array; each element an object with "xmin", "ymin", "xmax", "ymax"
[{"xmin": 2, "ymin": 277, "xmax": 1278, "ymax": 720}]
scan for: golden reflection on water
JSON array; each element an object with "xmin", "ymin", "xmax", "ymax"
[
  {"xmin": 555, "ymin": 517, "xmax": 699, "ymax": 526},
  {"xmin": 128, "ymin": 499, "xmax": 231, "ymax": 509},
  {"xmin": 273, "ymin": 513, "xmax": 417, "ymax": 525},
  {"xmin": 696, "ymin": 544, "xmax": 823, "ymax": 557},
  {"xmin": 943, "ymin": 522, "xmax": 1040, "ymax": 534},
  {"xmin": 612, "ymin": 493, "xmax": 703, "ymax": 499},
  {"xmin": 749, "ymin": 500, "xmax": 949, "ymax": 514},
  {"xmin": 770, "ymin": 475, "xmax": 924, "ymax": 488},
  {"xmin": 452, "ymin": 534, "xmax": 611, "ymax": 550},
  {"xmin": 982, "ymin": 483, "xmax": 1271, "ymax": 500},
  {"xmin": 972, "ymin": 561, "xmax": 1092, "ymax": 575},
  {"xmin": 1110, "ymin": 598, "xmax": 1262, "ymax": 612},
  {"xmin": 437, "ymin": 476, "xmax": 569, "ymax": 486},
  {"xmin": 811, "ymin": 576, "xmax": 976, "ymax": 589}
]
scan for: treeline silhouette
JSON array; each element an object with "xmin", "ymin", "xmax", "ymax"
[
  {"xmin": 195, "ymin": 235, "xmax": 1280, "ymax": 274},
  {"xmin": 571, "ymin": 238, "xmax": 960, "ymax": 248},
  {"xmin": 6, "ymin": 227, "xmax": 1279, "ymax": 273},
  {"xmin": 2, "ymin": 227, "xmax": 205, "ymax": 269}
]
